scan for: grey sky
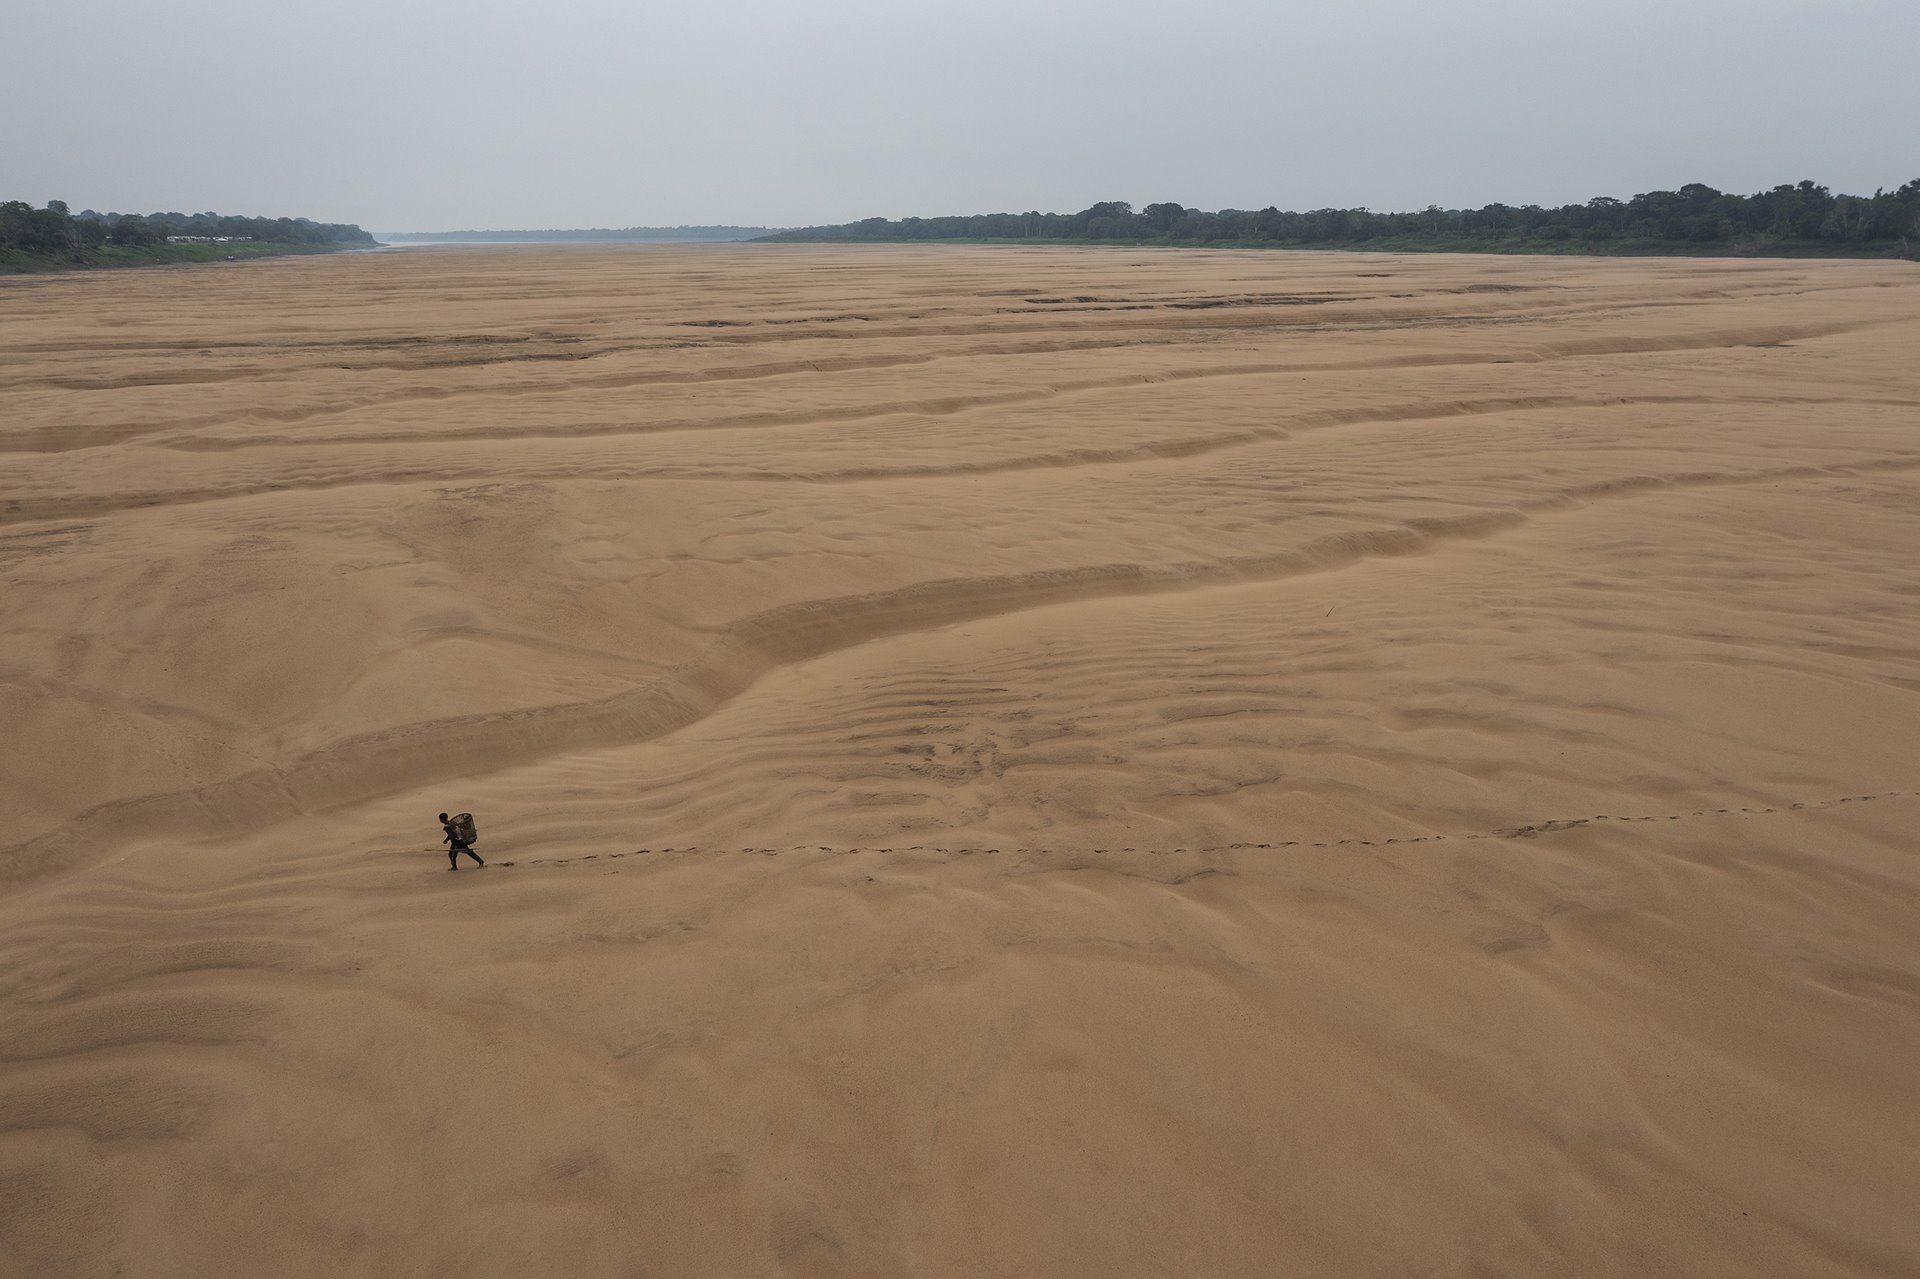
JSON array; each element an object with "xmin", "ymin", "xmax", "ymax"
[{"xmin": 5, "ymin": 0, "xmax": 1914, "ymax": 231}]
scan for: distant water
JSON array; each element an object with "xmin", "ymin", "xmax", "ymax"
[{"xmin": 376, "ymin": 229, "xmax": 777, "ymax": 245}]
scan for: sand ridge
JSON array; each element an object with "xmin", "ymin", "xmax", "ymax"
[{"xmin": 3, "ymin": 245, "xmax": 1920, "ymax": 1276}]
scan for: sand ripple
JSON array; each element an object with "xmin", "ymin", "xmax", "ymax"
[{"xmin": 3, "ymin": 246, "xmax": 1919, "ymax": 1276}]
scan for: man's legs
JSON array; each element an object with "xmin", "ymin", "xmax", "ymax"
[{"xmin": 460, "ymin": 844, "xmax": 484, "ymax": 868}]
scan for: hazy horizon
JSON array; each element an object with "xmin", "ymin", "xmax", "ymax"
[{"xmin": 5, "ymin": 0, "xmax": 1916, "ymax": 232}]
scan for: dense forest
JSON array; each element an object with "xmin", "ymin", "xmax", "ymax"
[
  {"xmin": 384, "ymin": 226, "xmax": 777, "ymax": 242},
  {"xmin": 761, "ymin": 180, "xmax": 1920, "ymax": 257},
  {"xmin": 1, "ymin": 200, "xmax": 375, "ymax": 270}
]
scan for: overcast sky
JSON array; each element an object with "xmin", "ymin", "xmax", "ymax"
[{"xmin": 4, "ymin": 0, "xmax": 1914, "ymax": 231}]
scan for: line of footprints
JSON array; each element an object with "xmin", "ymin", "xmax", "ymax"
[{"xmin": 484, "ymin": 787, "xmax": 1917, "ymax": 871}]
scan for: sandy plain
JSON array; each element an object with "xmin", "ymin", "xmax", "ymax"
[{"xmin": 2, "ymin": 243, "xmax": 1919, "ymax": 1277}]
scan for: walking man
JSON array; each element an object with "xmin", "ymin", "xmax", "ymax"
[{"xmin": 440, "ymin": 812, "xmax": 484, "ymax": 870}]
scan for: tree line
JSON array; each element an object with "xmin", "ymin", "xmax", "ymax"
[
  {"xmin": 1, "ymin": 200, "xmax": 376, "ymax": 259},
  {"xmin": 760, "ymin": 180, "xmax": 1920, "ymax": 255}
]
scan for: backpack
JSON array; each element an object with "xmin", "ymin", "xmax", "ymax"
[{"xmin": 449, "ymin": 812, "xmax": 478, "ymax": 845}]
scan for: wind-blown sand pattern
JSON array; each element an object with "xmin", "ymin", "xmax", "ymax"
[{"xmin": 3, "ymin": 245, "xmax": 1919, "ymax": 1277}]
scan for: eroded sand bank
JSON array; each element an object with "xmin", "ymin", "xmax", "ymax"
[{"xmin": 3, "ymin": 245, "xmax": 1918, "ymax": 1276}]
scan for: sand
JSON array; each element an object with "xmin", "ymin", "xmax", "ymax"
[{"xmin": 2, "ymin": 244, "xmax": 1918, "ymax": 1277}]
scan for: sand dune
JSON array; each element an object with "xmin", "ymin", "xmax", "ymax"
[{"xmin": 3, "ymin": 245, "xmax": 1919, "ymax": 1277}]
